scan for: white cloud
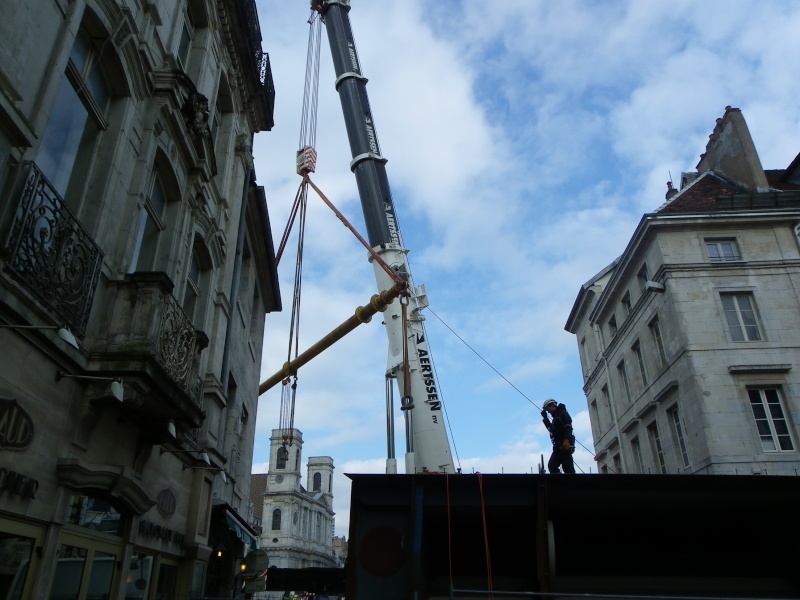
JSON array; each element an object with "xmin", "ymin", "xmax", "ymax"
[{"xmin": 253, "ymin": 0, "xmax": 800, "ymax": 538}]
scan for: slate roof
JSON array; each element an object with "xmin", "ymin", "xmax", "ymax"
[{"xmin": 655, "ymin": 171, "xmax": 742, "ymax": 214}]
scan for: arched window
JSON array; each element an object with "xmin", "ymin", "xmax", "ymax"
[
  {"xmin": 313, "ymin": 472, "xmax": 321, "ymax": 492},
  {"xmin": 276, "ymin": 446, "xmax": 288, "ymax": 469},
  {"xmin": 294, "ymin": 450, "xmax": 300, "ymax": 471},
  {"xmin": 129, "ymin": 155, "xmax": 181, "ymax": 273},
  {"xmin": 38, "ymin": 20, "xmax": 112, "ymax": 207},
  {"xmin": 182, "ymin": 237, "xmax": 212, "ymax": 326},
  {"xmin": 271, "ymin": 509, "xmax": 281, "ymax": 531}
]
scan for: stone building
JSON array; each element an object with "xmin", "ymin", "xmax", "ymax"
[
  {"xmin": 0, "ymin": 1, "xmax": 279, "ymax": 599},
  {"xmin": 250, "ymin": 429, "xmax": 337, "ymax": 571},
  {"xmin": 566, "ymin": 107, "xmax": 800, "ymax": 476}
]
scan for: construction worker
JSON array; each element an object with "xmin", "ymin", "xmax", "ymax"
[{"xmin": 541, "ymin": 398, "xmax": 575, "ymax": 474}]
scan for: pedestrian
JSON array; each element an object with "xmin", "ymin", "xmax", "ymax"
[{"xmin": 541, "ymin": 398, "xmax": 575, "ymax": 474}]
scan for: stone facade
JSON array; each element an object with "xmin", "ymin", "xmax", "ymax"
[
  {"xmin": 0, "ymin": 1, "xmax": 278, "ymax": 599},
  {"xmin": 566, "ymin": 108, "xmax": 800, "ymax": 476},
  {"xmin": 251, "ymin": 429, "xmax": 337, "ymax": 571}
]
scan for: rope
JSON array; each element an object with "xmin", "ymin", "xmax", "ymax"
[
  {"xmin": 278, "ymin": 183, "xmax": 309, "ymax": 442},
  {"xmin": 298, "ymin": 11, "xmax": 322, "ymax": 151},
  {"xmin": 477, "ymin": 473, "xmax": 493, "ymax": 598},
  {"xmin": 303, "ymin": 175, "xmax": 402, "ymax": 284},
  {"xmin": 426, "ymin": 307, "xmax": 599, "ymax": 474},
  {"xmin": 276, "ymin": 181, "xmax": 307, "ymax": 265},
  {"xmin": 446, "ymin": 473, "xmax": 454, "ymax": 591}
]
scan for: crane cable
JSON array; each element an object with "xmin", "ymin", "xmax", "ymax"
[
  {"xmin": 276, "ymin": 10, "xmax": 322, "ymax": 446},
  {"xmin": 426, "ymin": 307, "xmax": 600, "ymax": 474}
]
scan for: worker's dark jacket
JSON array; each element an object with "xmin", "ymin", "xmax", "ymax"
[{"xmin": 542, "ymin": 404, "xmax": 574, "ymax": 447}]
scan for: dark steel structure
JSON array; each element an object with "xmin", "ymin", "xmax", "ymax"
[{"xmin": 343, "ymin": 473, "xmax": 800, "ymax": 599}]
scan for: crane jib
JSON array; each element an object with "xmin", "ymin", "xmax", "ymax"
[{"xmin": 318, "ymin": 0, "xmax": 400, "ymax": 248}]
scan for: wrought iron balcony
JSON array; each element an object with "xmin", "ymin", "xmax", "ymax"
[
  {"xmin": 3, "ymin": 161, "xmax": 103, "ymax": 337},
  {"xmin": 230, "ymin": 0, "xmax": 275, "ymax": 130}
]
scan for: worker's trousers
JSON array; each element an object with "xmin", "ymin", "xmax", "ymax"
[{"xmin": 548, "ymin": 447, "xmax": 575, "ymax": 474}]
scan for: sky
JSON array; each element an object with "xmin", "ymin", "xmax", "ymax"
[{"xmin": 250, "ymin": 0, "xmax": 800, "ymax": 537}]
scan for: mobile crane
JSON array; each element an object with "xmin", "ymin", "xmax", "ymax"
[{"xmin": 309, "ymin": 0, "xmax": 455, "ymax": 475}]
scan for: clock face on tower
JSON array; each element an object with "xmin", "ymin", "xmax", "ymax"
[{"xmin": 275, "ymin": 474, "xmax": 284, "ymax": 483}]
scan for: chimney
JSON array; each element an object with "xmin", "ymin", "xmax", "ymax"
[
  {"xmin": 665, "ymin": 181, "xmax": 678, "ymax": 200},
  {"xmin": 695, "ymin": 106, "xmax": 769, "ymax": 192}
]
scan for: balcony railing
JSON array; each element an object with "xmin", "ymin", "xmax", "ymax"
[
  {"xmin": 98, "ymin": 273, "xmax": 207, "ymax": 426},
  {"xmin": 232, "ymin": 0, "xmax": 275, "ymax": 129},
  {"xmin": 3, "ymin": 161, "xmax": 103, "ymax": 336}
]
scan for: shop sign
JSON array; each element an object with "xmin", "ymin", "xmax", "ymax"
[
  {"xmin": 138, "ymin": 520, "xmax": 185, "ymax": 546},
  {"xmin": 0, "ymin": 467, "xmax": 39, "ymax": 499},
  {"xmin": 0, "ymin": 397, "xmax": 34, "ymax": 450}
]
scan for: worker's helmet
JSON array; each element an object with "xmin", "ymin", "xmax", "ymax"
[{"xmin": 543, "ymin": 399, "xmax": 558, "ymax": 410}]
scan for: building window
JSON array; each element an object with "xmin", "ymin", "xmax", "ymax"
[
  {"xmin": 600, "ymin": 385, "xmax": 610, "ymax": 431},
  {"xmin": 668, "ymin": 406, "xmax": 690, "ymax": 467},
  {"xmin": 631, "ymin": 436, "xmax": 645, "ymax": 473},
  {"xmin": 720, "ymin": 292, "xmax": 762, "ymax": 341},
  {"xmin": 621, "ymin": 292, "xmax": 632, "ymax": 315},
  {"xmin": 612, "ymin": 453, "xmax": 622, "ymax": 473},
  {"xmin": 748, "ymin": 388, "xmax": 794, "ymax": 452},
  {"xmin": 632, "ymin": 340, "xmax": 647, "ymax": 386},
  {"xmin": 706, "ymin": 238, "xmax": 741, "ymax": 262},
  {"xmin": 177, "ymin": 6, "xmax": 195, "ymax": 70},
  {"xmin": 608, "ymin": 315, "xmax": 618, "ymax": 337},
  {"xmin": 131, "ymin": 171, "xmax": 170, "ymax": 272},
  {"xmin": 38, "ymin": 25, "xmax": 110, "ymax": 205},
  {"xmin": 617, "ymin": 359, "xmax": 632, "ymax": 404},
  {"xmin": 276, "ymin": 446, "xmax": 288, "ymax": 469},
  {"xmin": 590, "ymin": 399, "xmax": 599, "ymax": 438},
  {"xmin": 271, "ymin": 509, "xmax": 281, "ymax": 531},
  {"xmin": 648, "ymin": 315, "xmax": 667, "ymax": 367},
  {"xmin": 313, "ymin": 472, "xmax": 321, "ymax": 492},
  {"xmin": 637, "ymin": 263, "xmax": 649, "ymax": 291},
  {"xmin": 647, "ymin": 421, "xmax": 667, "ymax": 474},
  {"xmin": 182, "ymin": 239, "xmax": 212, "ymax": 326},
  {"xmin": 579, "ymin": 336, "xmax": 588, "ymax": 374}
]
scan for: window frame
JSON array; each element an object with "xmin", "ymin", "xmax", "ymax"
[
  {"xmin": 648, "ymin": 315, "xmax": 667, "ymax": 367},
  {"xmin": 637, "ymin": 263, "xmax": 649, "ymax": 292},
  {"xmin": 719, "ymin": 291, "xmax": 762, "ymax": 342},
  {"xmin": 668, "ymin": 405, "xmax": 690, "ymax": 468},
  {"xmin": 608, "ymin": 314, "xmax": 618, "ymax": 337},
  {"xmin": 621, "ymin": 291, "xmax": 632, "ymax": 315},
  {"xmin": 631, "ymin": 436, "xmax": 645, "ymax": 473},
  {"xmin": 617, "ymin": 359, "xmax": 632, "ymax": 404},
  {"xmin": 647, "ymin": 420, "xmax": 667, "ymax": 474},
  {"xmin": 632, "ymin": 339, "xmax": 647, "ymax": 387},
  {"xmin": 177, "ymin": 6, "xmax": 195, "ymax": 71},
  {"xmin": 705, "ymin": 237, "xmax": 741, "ymax": 263},
  {"xmin": 747, "ymin": 387, "xmax": 794, "ymax": 452}
]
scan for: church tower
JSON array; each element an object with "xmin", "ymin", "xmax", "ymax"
[
  {"xmin": 307, "ymin": 456, "xmax": 334, "ymax": 502},
  {"xmin": 268, "ymin": 428, "xmax": 303, "ymax": 492}
]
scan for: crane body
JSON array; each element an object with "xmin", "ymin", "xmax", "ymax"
[{"xmin": 312, "ymin": 0, "xmax": 454, "ymax": 474}]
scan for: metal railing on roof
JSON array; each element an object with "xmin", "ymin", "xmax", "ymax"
[{"xmin": 716, "ymin": 190, "xmax": 800, "ymax": 210}]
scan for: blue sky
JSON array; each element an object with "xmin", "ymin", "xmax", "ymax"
[{"xmin": 251, "ymin": 0, "xmax": 800, "ymax": 536}]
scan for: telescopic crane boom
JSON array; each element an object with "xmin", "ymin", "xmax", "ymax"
[{"xmin": 311, "ymin": 0, "xmax": 454, "ymax": 474}]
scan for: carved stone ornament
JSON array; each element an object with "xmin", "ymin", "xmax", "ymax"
[{"xmin": 181, "ymin": 92, "xmax": 210, "ymax": 139}]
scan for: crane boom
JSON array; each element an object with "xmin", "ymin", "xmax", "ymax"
[{"xmin": 312, "ymin": 0, "xmax": 454, "ymax": 474}]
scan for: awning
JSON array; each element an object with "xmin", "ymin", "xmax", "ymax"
[{"xmin": 223, "ymin": 509, "xmax": 257, "ymax": 551}]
